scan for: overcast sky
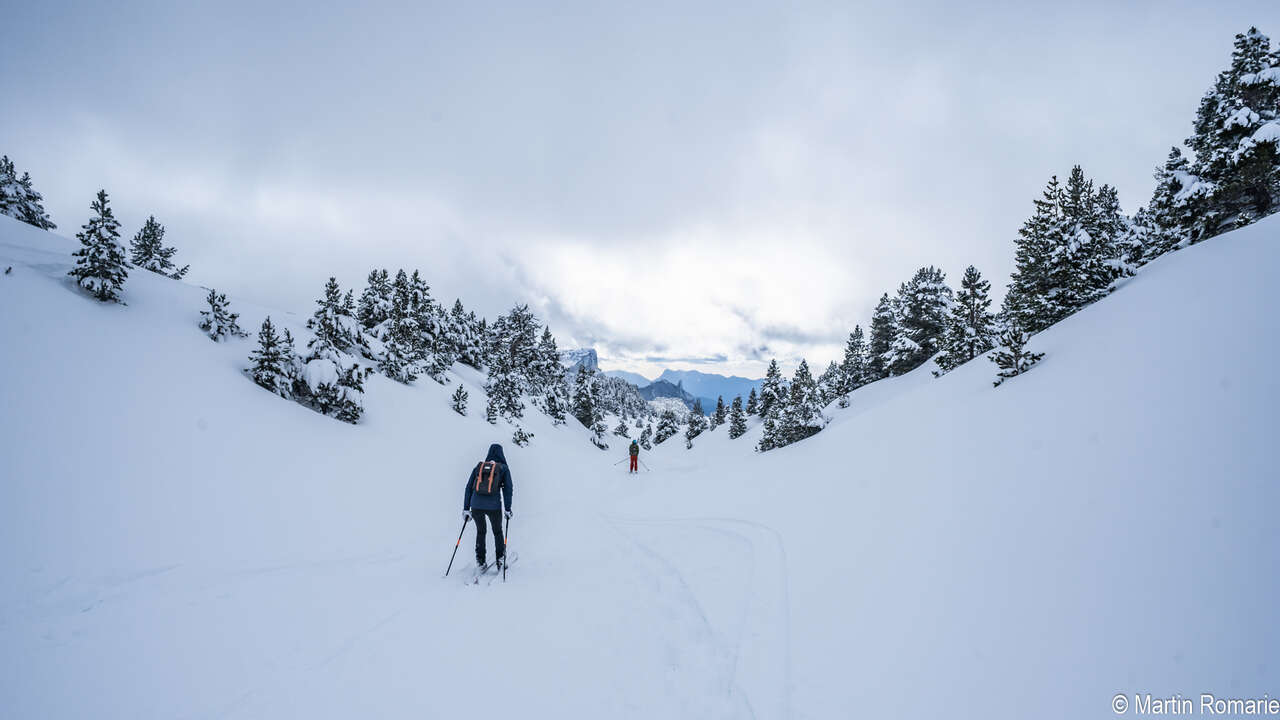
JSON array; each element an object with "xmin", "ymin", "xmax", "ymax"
[{"xmin": 3, "ymin": 0, "xmax": 1275, "ymax": 378}]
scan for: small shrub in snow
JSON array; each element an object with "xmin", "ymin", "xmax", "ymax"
[
  {"xmin": 199, "ymin": 289, "xmax": 247, "ymax": 341},
  {"xmin": 990, "ymin": 325, "xmax": 1045, "ymax": 387},
  {"xmin": 512, "ymin": 426, "xmax": 533, "ymax": 447},
  {"xmin": 451, "ymin": 385, "xmax": 468, "ymax": 416}
]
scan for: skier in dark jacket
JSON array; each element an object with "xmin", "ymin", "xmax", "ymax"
[
  {"xmin": 463, "ymin": 443, "xmax": 513, "ymax": 568},
  {"xmin": 628, "ymin": 439, "xmax": 640, "ymax": 474}
]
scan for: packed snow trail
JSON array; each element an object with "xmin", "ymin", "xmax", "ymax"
[{"xmin": 3, "ymin": 213, "xmax": 1280, "ymax": 719}]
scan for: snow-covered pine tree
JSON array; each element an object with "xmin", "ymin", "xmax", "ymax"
[
  {"xmin": 990, "ymin": 323, "xmax": 1045, "ymax": 387},
  {"xmin": 308, "ymin": 278, "xmax": 355, "ymax": 355},
  {"xmin": 758, "ymin": 359, "xmax": 786, "ymax": 419},
  {"xmin": 331, "ymin": 364, "xmax": 365, "ymax": 423},
  {"xmin": 571, "ymin": 366, "xmax": 601, "ymax": 429},
  {"xmin": 1184, "ymin": 27, "xmax": 1280, "ymax": 240},
  {"xmin": 684, "ymin": 399, "xmax": 708, "ymax": 448},
  {"xmin": 300, "ymin": 278, "xmax": 365, "ymax": 423},
  {"xmin": 639, "ymin": 424, "xmax": 654, "ymax": 450},
  {"xmin": 613, "ymin": 421, "xmax": 630, "ymax": 438},
  {"xmin": 935, "ymin": 265, "xmax": 997, "ymax": 375},
  {"xmin": 128, "ymin": 216, "xmax": 188, "ymax": 279},
  {"xmin": 68, "ymin": 190, "xmax": 128, "ymax": 302},
  {"xmin": 779, "ymin": 359, "xmax": 823, "ymax": 446},
  {"xmin": 199, "ymin": 289, "xmax": 247, "ymax": 341},
  {"xmin": 1005, "ymin": 168, "xmax": 1125, "ymax": 333},
  {"xmin": 378, "ymin": 270, "xmax": 420, "ymax": 383},
  {"xmin": 0, "ymin": 157, "xmax": 19, "ymax": 221},
  {"xmin": 727, "ymin": 395, "xmax": 747, "ymax": 439},
  {"xmin": 745, "ymin": 387, "xmax": 759, "ymax": 415},
  {"xmin": 248, "ymin": 316, "xmax": 292, "ymax": 397},
  {"xmin": 839, "ymin": 325, "xmax": 869, "ymax": 396},
  {"xmin": 1136, "ymin": 148, "xmax": 1200, "ymax": 263},
  {"xmin": 450, "ymin": 300, "xmax": 484, "ymax": 369},
  {"xmin": 867, "ymin": 294, "xmax": 896, "ymax": 380},
  {"xmin": 0, "ymin": 156, "xmax": 56, "ymax": 230},
  {"xmin": 15, "ymin": 170, "xmax": 55, "ymax": 230},
  {"xmin": 544, "ymin": 381, "xmax": 568, "ymax": 425},
  {"xmin": 357, "ymin": 269, "xmax": 393, "ymax": 331},
  {"xmin": 532, "ymin": 327, "xmax": 564, "ymax": 399},
  {"xmin": 816, "ymin": 361, "xmax": 840, "ymax": 405},
  {"xmin": 654, "ymin": 409, "xmax": 680, "ymax": 445},
  {"xmin": 887, "ymin": 266, "xmax": 952, "ymax": 376},
  {"xmin": 711, "ymin": 395, "xmax": 727, "ymax": 429},
  {"xmin": 451, "ymin": 384, "xmax": 468, "ymax": 415},
  {"xmin": 757, "ymin": 413, "xmax": 780, "ymax": 452}
]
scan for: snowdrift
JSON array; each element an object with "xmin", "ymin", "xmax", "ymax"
[{"xmin": 2, "ymin": 213, "xmax": 1277, "ymax": 719}]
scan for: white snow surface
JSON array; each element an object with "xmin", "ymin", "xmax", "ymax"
[{"xmin": 2, "ymin": 213, "xmax": 1279, "ymax": 718}]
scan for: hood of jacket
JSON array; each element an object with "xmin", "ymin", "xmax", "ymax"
[{"xmin": 485, "ymin": 443, "xmax": 507, "ymax": 464}]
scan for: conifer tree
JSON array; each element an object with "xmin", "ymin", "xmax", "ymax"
[
  {"xmin": 1184, "ymin": 27, "xmax": 1280, "ymax": 239},
  {"xmin": 379, "ymin": 270, "xmax": 419, "ymax": 382},
  {"xmin": 990, "ymin": 323, "xmax": 1045, "ymax": 387},
  {"xmin": 16, "ymin": 171, "xmax": 55, "ymax": 230},
  {"xmin": 758, "ymin": 359, "xmax": 786, "ymax": 419},
  {"xmin": 357, "ymin": 269, "xmax": 392, "ymax": 330},
  {"xmin": 935, "ymin": 265, "xmax": 997, "ymax": 375},
  {"xmin": 128, "ymin": 216, "xmax": 188, "ymax": 279},
  {"xmin": 572, "ymin": 366, "xmax": 601, "ymax": 430},
  {"xmin": 727, "ymin": 396, "xmax": 747, "ymax": 439},
  {"xmin": 888, "ymin": 266, "xmax": 952, "ymax": 376},
  {"xmin": 780, "ymin": 359, "xmax": 823, "ymax": 446},
  {"xmin": 248, "ymin": 316, "xmax": 292, "ymax": 397},
  {"xmin": 68, "ymin": 190, "xmax": 128, "ymax": 302},
  {"xmin": 639, "ymin": 424, "xmax": 654, "ymax": 450},
  {"xmin": 867, "ymin": 294, "xmax": 896, "ymax": 380},
  {"xmin": 1005, "ymin": 168, "xmax": 1125, "ymax": 333},
  {"xmin": 839, "ymin": 325, "xmax": 869, "ymax": 395},
  {"xmin": 684, "ymin": 399, "xmax": 708, "ymax": 448},
  {"xmin": 199, "ymin": 289, "xmax": 247, "ymax": 341},
  {"xmin": 654, "ymin": 410, "xmax": 680, "ymax": 445},
  {"xmin": 0, "ymin": 156, "xmax": 55, "ymax": 230},
  {"xmin": 450, "ymin": 300, "xmax": 484, "ymax": 368},
  {"xmin": 451, "ymin": 385, "xmax": 468, "ymax": 415},
  {"xmin": 1136, "ymin": 148, "xmax": 1199, "ymax": 263},
  {"xmin": 745, "ymin": 387, "xmax": 759, "ymax": 415},
  {"xmin": 613, "ymin": 421, "xmax": 631, "ymax": 438},
  {"xmin": 816, "ymin": 361, "xmax": 840, "ymax": 405},
  {"xmin": 711, "ymin": 395, "xmax": 727, "ymax": 429},
  {"xmin": 308, "ymin": 277, "xmax": 354, "ymax": 355}
]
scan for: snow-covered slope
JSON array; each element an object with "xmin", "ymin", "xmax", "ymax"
[{"xmin": 2, "ymin": 213, "xmax": 1277, "ymax": 719}]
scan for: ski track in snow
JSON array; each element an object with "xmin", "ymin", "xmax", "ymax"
[{"xmin": 607, "ymin": 516, "xmax": 793, "ymax": 720}]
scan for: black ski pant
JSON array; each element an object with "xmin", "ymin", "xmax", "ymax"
[{"xmin": 471, "ymin": 509, "xmax": 505, "ymax": 564}]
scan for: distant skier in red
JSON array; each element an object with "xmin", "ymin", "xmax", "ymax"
[{"xmin": 628, "ymin": 439, "xmax": 640, "ymax": 473}]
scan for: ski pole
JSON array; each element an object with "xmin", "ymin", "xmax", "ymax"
[
  {"xmin": 640, "ymin": 460, "xmax": 651, "ymax": 472},
  {"xmin": 612, "ymin": 457, "xmax": 627, "ymax": 466},
  {"xmin": 503, "ymin": 515, "xmax": 510, "ymax": 583},
  {"xmin": 444, "ymin": 515, "xmax": 470, "ymax": 577}
]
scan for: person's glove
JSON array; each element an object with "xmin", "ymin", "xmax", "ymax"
[
  {"xmin": 505, "ymin": 510, "xmax": 512, "ymax": 519},
  {"xmin": 462, "ymin": 510, "xmax": 471, "ymax": 521}
]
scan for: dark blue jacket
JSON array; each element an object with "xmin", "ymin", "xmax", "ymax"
[{"xmin": 464, "ymin": 443, "xmax": 513, "ymax": 512}]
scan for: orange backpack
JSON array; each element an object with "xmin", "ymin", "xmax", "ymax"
[{"xmin": 472, "ymin": 461, "xmax": 503, "ymax": 496}]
